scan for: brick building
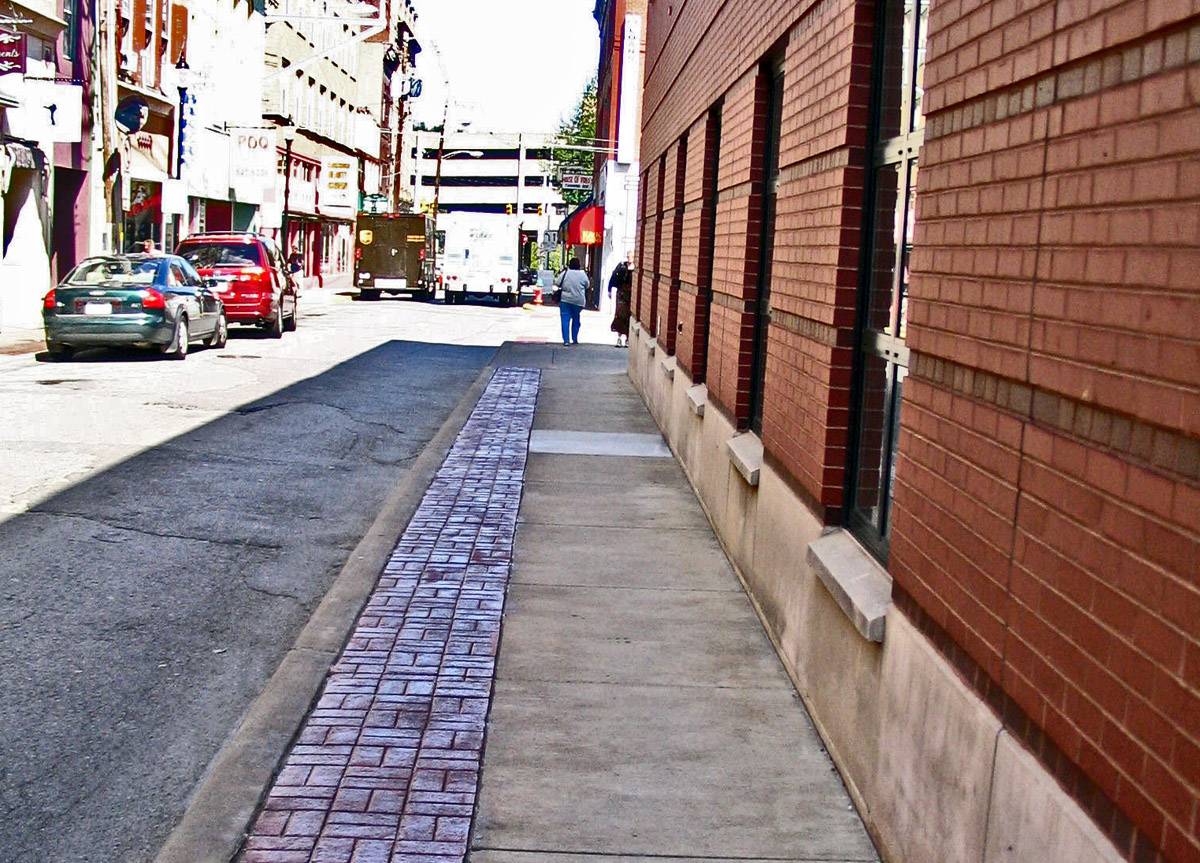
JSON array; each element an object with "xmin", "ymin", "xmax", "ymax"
[{"xmin": 626, "ymin": 0, "xmax": 1199, "ymax": 861}]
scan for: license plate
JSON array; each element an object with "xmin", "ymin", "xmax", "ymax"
[
  {"xmin": 83, "ymin": 302, "xmax": 113, "ymax": 316},
  {"xmin": 375, "ymin": 278, "xmax": 407, "ymax": 290}
]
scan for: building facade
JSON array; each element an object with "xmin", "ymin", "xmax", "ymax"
[
  {"xmin": 627, "ymin": 1, "xmax": 1200, "ymax": 862},
  {"xmin": 0, "ymin": 0, "xmax": 91, "ymax": 331},
  {"xmin": 591, "ymin": 0, "xmax": 646, "ymax": 318},
  {"xmin": 175, "ymin": 0, "xmax": 267, "ymax": 242},
  {"xmin": 409, "ymin": 129, "xmax": 566, "ymax": 268},
  {"xmin": 262, "ymin": 0, "xmax": 417, "ymax": 290}
]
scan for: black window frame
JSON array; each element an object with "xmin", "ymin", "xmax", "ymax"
[
  {"xmin": 845, "ymin": 0, "xmax": 928, "ymax": 560},
  {"xmin": 747, "ymin": 59, "xmax": 784, "ymax": 436},
  {"xmin": 696, "ymin": 101, "xmax": 722, "ymax": 383}
]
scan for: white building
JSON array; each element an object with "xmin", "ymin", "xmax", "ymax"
[
  {"xmin": 174, "ymin": 0, "xmax": 267, "ymax": 241},
  {"xmin": 409, "ymin": 130, "xmax": 566, "ymax": 270},
  {"xmin": 262, "ymin": 0, "xmax": 419, "ymax": 291}
]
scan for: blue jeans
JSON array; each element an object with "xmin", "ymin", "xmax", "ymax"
[{"xmin": 559, "ymin": 302, "xmax": 582, "ymax": 344}]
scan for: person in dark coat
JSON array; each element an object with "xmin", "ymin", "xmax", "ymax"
[{"xmin": 608, "ymin": 253, "xmax": 633, "ymax": 347}]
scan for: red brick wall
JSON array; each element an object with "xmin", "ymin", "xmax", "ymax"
[
  {"xmin": 757, "ymin": 0, "xmax": 872, "ymax": 515},
  {"xmin": 638, "ymin": 0, "xmax": 872, "ymax": 506},
  {"xmin": 676, "ymin": 111, "xmax": 717, "ymax": 380},
  {"xmin": 640, "ymin": 0, "xmax": 1199, "ymax": 859},
  {"xmin": 634, "ymin": 165, "xmax": 651, "ymax": 323},
  {"xmin": 892, "ymin": 0, "xmax": 1200, "ymax": 858},
  {"xmin": 701, "ymin": 68, "xmax": 762, "ymax": 424}
]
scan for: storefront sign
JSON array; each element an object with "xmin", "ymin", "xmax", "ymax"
[
  {"xmin": 617, "ymin": 15, "xmax": 642, "ymax": 165},
  {"xmin": 5, "ymin": 81, "xmax": 84, "ymax": 143},
  {"xmin": 0, "ymin": 28, "xmax": 26, "ymax": 75},
  {"xmin": 229, "ymin": 127, "xmax": 277, "ymax": 204},
  {"xmin": 126, "ymin": 131, "xmax": 171, "ymax": 180},
  {"xmin": 319, "ymin": 156, "xmax": 357, "ymax": 212},
  {"xmin": 161, "ymin": 179, "xmax": 188, "ymax": 214},
  {"xmin": 361, "ymin": 193, "xmax": 389, "ymax": 214},
  {"xmin": 559, "ymin": 169, "xmax": 591, "ymax": 190}
]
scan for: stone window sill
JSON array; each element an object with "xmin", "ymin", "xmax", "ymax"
[
  {"xmin": 807, "ymin": 529, "xmax": 891, "ymax": 643},
  {"xmin": 660, "ymin": 355, "xmax": 676, "ymax": 380},
  {"xmin": 643, "ymin": 337, "xmax": 656, "ymax": 356},
  {"xmin": 686, "ymin": 383, "xmax": 707, "ymax": 416},
  {"xmin": 726, "ymin": 431, "xmax": 763, "ymax": 487}
]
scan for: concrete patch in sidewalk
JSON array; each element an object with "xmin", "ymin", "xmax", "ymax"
[
  {"xmin": 529, "ymin": 430, "xmax": 671, "ymax": 457},
  {"xmin": 519, "ymin": 482, "xmax": 711, "ymax": 530},
  {"xmin": 473, "ymin": 679, "xmax": 879, "ymax": 861},
  {"xmin": 497, "ymin": 582, "xmax": 789, "ymax": 688},
  {"xmin": 510, "ymin": 522, "xmax": 739, "ymax": 592}
]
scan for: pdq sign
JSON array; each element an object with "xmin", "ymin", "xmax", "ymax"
[{"xmin": 230, "ymin": 128, "xmax": 277, "ymax": 204}]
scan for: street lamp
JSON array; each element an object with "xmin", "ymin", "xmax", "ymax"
[{"xmin": 280, "ymin": 120, "xmax": 297, "ymax": 254}]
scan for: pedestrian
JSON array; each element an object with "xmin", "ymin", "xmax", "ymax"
[
  {"xmin": 554, "ymin": 257, "xmax": 589, "ymax": 346},
  {"xmin": 608, "ymin": 253, "xmax": 633, "ymax": 347},
  {"xmin": 141, "ymin": 239, "xmax": 160, "ymax": 255}
]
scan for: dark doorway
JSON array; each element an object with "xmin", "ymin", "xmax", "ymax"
[{"xmin": 52, "ymin": 168, "xmax": 87, "ymax": 281}]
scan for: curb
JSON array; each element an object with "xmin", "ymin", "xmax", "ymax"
[{"xmin": 153, "ymin": 359, "xmax": 498, "ymax": 863}]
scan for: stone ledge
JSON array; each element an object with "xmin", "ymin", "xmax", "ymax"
[
  {"xmin": 686, "ymin": 383, "xmax": 707, "ymax": 417},
  {"xmin": 643, "ymin": 337, "xmax": 656, "ymax": 356},
  {"xmin": 660, "ymin": 354, "xmax": 676, "ymax": 380},
  {"xmin": 726, "ymin": 431, "xmax": 763, "ymax": 487},
  {"xmin": 807, "ymin": 529, "xmax": 891, "ymax": 643}
]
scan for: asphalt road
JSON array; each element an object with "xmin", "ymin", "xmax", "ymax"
[{"xmin": 0, "ymin": 292, "xmax": 597, "ymax": 862}]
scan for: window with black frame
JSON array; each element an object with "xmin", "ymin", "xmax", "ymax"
[
  {"xmin": 748, "ymin": 60, "xmax": 784, "ymax": 435},
  {"xmin": 848, "ymin": 0, "xmax": 927, "ymax": 559}
]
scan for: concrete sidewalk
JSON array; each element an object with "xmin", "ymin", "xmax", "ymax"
[
  {"xmin": 474, "ymin": 343, "xmax": 878, "ymax": 862},
  {"xmin": 237, "ymin": 343, "xmax": 879, "ymax": 863}
]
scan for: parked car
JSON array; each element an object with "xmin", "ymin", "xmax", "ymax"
[
  {"xmin": 42, "ymin": 254, "xmax": 227, "ymax": 360},
  {"xmin": 175, "ymin": 232, "xmax": 297, "ymax": 336}
]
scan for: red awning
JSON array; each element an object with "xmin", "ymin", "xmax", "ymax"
[{"xmin": 562, "ymin": 203, "xmax": 604, "ymax": 246}]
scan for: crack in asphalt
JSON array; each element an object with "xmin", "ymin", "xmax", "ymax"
[
  {"xmin": 230, "ymin": 398, "xmax": 410, "ymax": 438},
  {"xmin": 23, "ymin": 509, "xmax": 283, "ymax": 552}
]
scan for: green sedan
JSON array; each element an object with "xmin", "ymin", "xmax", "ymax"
[{"xmin": 42, "ymin": 254, "xmax": 227, "ymax": 360}]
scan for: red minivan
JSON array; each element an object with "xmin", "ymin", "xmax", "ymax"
[{"xmin": 175, "ymin": 233, "xmax": 297, "ymax": 336}]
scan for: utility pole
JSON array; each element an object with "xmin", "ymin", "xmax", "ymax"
[{"xmin": 430, "ymin": 88, "xmax": 448, "ymax": 224}]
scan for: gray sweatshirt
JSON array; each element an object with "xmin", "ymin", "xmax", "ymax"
[{"xmin": 555, "ymin": 270, "xmax": 589, "ymax": 307}]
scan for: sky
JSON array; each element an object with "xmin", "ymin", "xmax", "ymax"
[{"xmin": 409, "ymin": 0, "xmax": 600, "ymax": 134}]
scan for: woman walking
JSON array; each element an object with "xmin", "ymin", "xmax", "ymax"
[
  {"xmin": 608, "ymin": 255, "xmax": 633, "ymax": 347},
  {"xmin": 554, "ymin": 258, "xmax": 589, "ymax": 346}
]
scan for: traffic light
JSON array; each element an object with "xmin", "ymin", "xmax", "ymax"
[
  {"xmin": 505, "ymin": 204, "xmax": 513, "ymax": 215},
  {"xmin": 537, "ymin": 204, "xmax": 544, "ymax": 216}
]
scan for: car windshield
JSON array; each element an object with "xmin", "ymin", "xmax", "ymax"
[
  {"xmin": 65, "ymin": 258, "xmax": 159, "ymax": 286},
  {"xmin": 178, "ymin": 242, "xmax": 263, "ymax": 268}
]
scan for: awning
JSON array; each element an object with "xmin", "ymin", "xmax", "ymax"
[{"xmin": 560, "ymin": 198, "xmax": 604, "ymax": 246}]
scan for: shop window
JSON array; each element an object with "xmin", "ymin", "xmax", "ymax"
[
  {"xmin": 747, "ymin": 59, "xmax": 783, "ymax": 435},
  {"xmin": 847, "ymin": 0, "xmax": 928, "ymax": 559}
]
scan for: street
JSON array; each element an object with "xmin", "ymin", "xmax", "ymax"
[{"xmin": 0, "ymin": 293, "xmax": 606, "ymax": 863}]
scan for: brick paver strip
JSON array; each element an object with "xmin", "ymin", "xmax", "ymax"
[{"xmin": 240, "ymin": 367, "xmax": 540, "ymax": 863}]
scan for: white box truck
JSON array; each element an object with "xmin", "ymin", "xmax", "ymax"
[{"xmin": 440, "ymin": 214, "xmax": 521, "ymax": 307}]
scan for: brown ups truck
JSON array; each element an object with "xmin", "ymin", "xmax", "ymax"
[{"xmin": 353, "ymin": 213, "xmax": 436, "ymax": 301}]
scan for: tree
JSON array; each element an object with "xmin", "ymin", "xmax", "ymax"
[{"xmin": 548, "ymin": 77, "xmax": 597, "ymax": 207}]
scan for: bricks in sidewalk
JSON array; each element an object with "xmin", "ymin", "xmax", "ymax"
[{"xmin": 238, "ymin": 368, "xmax": 539, "ymax": 863}]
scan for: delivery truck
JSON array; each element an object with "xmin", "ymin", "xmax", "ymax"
[
  {"xmin": 353, "ymin": 213, "xmax": 436, "ymax": 301},
  {"xmin": 440, "ymin": 213, "xmax": 521, "ymax": 307}
]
